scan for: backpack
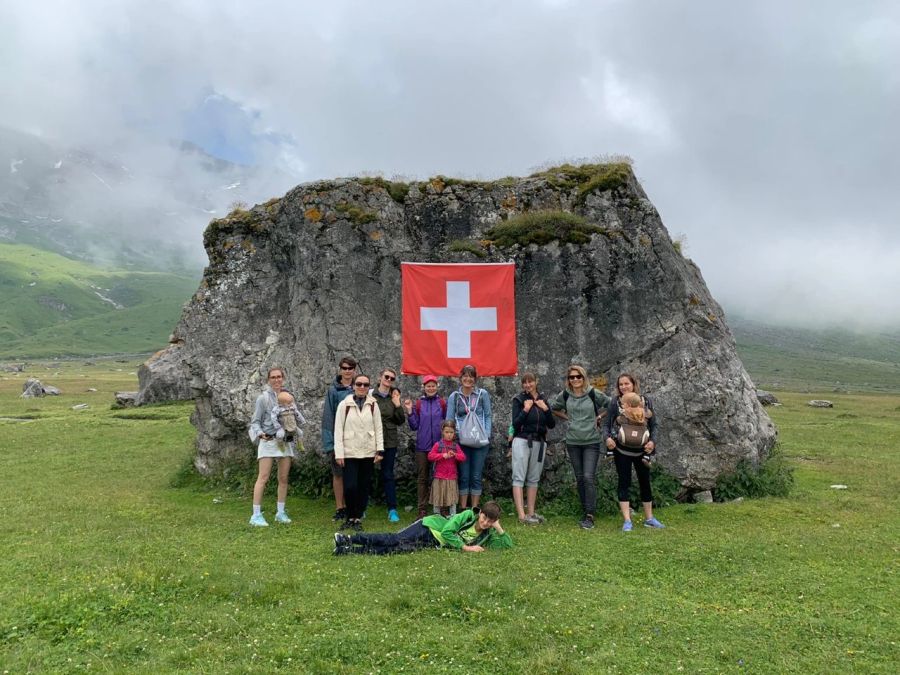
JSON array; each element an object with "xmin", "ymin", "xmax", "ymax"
[
  {"xmin": 562, "ymin": 388, "xmax": 607, "ymax": 424},
  {"xmin": 416, "ymin": 396, "xmax": 447, "ymax": 417},
  {"xmin": 616, "ymin": 414, "xmax": 649, "ymax": 449},
  {"xmin": 343, "ymin": 400, "xmax": 376, "ymax": 427},
  {"xmin": 456, "ymin": 391, "xmax": 489, "ymax": 447}
]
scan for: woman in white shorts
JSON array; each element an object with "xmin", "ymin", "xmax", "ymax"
[
  {"xmin": 510, "ymin": 372, "xmax": 556, "ymax": 524},
  {"xmin": 248, "ymin": 367, "xmax": 298, "ymax": 526}
]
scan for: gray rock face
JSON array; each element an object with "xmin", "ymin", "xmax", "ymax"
[
  {"xmin": 136, "ymin": 342, "xmax": 193, "ymax": 405},
  {"xmin": 173, "ymin": 165, "xmax": 776, "ymax": 492}
]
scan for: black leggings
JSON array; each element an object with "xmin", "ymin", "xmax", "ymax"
[
  {"xmin": 343, "ymin": 457, "xmax": 375, "ymax": 520},
  {"xmin": 614, "ymin": 450, "xmax": 653, "ymax": 503},
  {"xmin": 346, "ymin": 519, "xmax": 440, "ymax": 555}
]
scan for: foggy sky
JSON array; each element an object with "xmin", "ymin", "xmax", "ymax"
[{"xmin": 3, "ymin": 0, "xmax": 898, "ymax": 328}]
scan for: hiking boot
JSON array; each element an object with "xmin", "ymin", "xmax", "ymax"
[
  {"xmin": 351, "ymin": 520, "xmax": 364, "ymax": 532},
  {"xmin": 332, "ymin": 508, "xmax": 346, "ymax": 522},
  {"xmin": 532, "ymin": 513, "xmax": 546, "ymax": 523},
  {"xmin": 644, "ymin": 517, "xmax": 665, "ymax": 529},
  {"xmin": 249, "ymin": 513, "xmax": 269, "ymax": 527},
  {"xmin": 274, "ymin": 511, "xmax": 292, "ymax": 524},
  {"xmin": 339, "ymin": 519, "xmax": 353, "ymax": 531},
  {"xmin": 579, "ymin": 515, "xmax": 595, "ymax": 530},
  {"xmin": 334, "ymin": 532, "xmax": 351, "ymax": 548},
  {"xmin": 388, "ymin": 509, "xmax": 400, "ymax": 523},
  {"xmin": 622, "ymin": 520, "xmax": 633, "ymax": 532},
  {"xmin": 520, "ymin": 514, "xmax": 541, "ymax": 525}
]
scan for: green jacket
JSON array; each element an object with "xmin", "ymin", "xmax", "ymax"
[
  {"xmin": 422, "ymin": 508, "xmax": 514, "ymax": 550},
  {"xmin": 373, "ymin": 388, "xmax": 407, "ymax": 449},
  {"xmin": 550, "ymin": 387, "xmax": 610, "ymax": 445}
]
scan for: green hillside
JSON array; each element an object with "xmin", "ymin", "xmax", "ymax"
[
  {"xmin": 0, "ymin": 243, "xmax": 198, "ymax": 358},
  {"xmin": 729, "ymin": 316, "xmax": 900, "ymax": 394}
]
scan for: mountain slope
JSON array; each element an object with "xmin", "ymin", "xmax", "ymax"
[
  {"xmin": 729, "ymin": 315, "xmax": 900, "ymax": 393},
  {"xmin": 0, "ymin": 243, "xmax": 197, "ymax": 358}
]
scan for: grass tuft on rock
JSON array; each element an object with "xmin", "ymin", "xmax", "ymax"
[
  {"xmin": 335, "ymin": 202, "xmax": 378, "ymax": 225},
  {"xmin": 448, "ymin": 239, "xmax": 488, "ymax": 258},
  {"xmin": 485, "ymin": 210, "xmax": 605, "ymax": 248}
]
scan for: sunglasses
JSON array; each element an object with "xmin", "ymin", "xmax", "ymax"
[
  {"xmin": 568, "ymin": 374, "xmax": 584, "ymax": 380},
  {"xmin": 340, "ymin": 365, "xmax": 355, "ymax": 371},
  {"xmin": 354, "ymin": 382, "xmax": 370, "ymax": 387},
  {"xmin": 383, "ymin": 374, "xmax": 396, "ymax": 381}
]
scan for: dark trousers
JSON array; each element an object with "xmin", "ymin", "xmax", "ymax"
[
  {"xmin": 347, "ymin": 519, "xmax": 440, "ymax": 555},
  {"xmin": 567, "ymin": 443, "xmax": 601, "ymax": 516},
  {"xmin": 343, "ymin": 457, "xmax": 375, "ymax": 520},
  {"xmin": 415, "ymin": 451, "xmax": 431, "ymax": 513},
  {"xmin": 380, "ymin": 447, "xmax": 398, "ymax": 510},
  {"xmin": 614, "ymin": 451, "xmax": 653, "ymax": 502}
]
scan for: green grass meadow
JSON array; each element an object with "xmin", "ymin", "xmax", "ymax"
[
  {"xmin": 0, "ymin": 363, "xmax": 897, "ymax": 672},
  {"xmin": 0, "ymin": 243, "xmax": 198, "ymax": 359}
]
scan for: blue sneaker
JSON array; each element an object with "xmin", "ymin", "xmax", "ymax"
[
  {"xmin": 622, "ymin": 520, "xmax": 633, "ymax": 532},
  {"xmin": 249, "ymin": 513, "xmax": 269, "ymax": 527},
  {"xmin": 644, "ymin": 517, "xmax": 665, "ymax": 529},
  {"xmin": 388, "ymin": 509, "xmax": 400, "ymax": 523},
  {"xmin": 275, "ymin": 511, "xmax": 292, "ymax": 524}
]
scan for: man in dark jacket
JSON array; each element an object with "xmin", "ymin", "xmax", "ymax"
[{"xmin": 321, "ymin": 356, "xmax": 356, "ymax": 521}]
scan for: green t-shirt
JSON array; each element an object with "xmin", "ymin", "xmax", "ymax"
[{"xmin": 551, "ymin": 387, "xmax": 610, "ymax": 445}]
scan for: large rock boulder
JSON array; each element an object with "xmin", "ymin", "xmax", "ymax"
[
  {"xmin": 136, "ymin": 342, "xmax": 193, "ymax": 405},
  {"xmin": 172, "ymin": 163, "xmax": 776, "ymax": 493}
]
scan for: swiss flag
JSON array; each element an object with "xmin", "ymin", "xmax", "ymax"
[{"xmin": 401, "ymin": 263, "xmax": 517, "ymax": 376}]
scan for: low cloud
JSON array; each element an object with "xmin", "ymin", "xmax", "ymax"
[{"xmin": 1, "ymin": 0, "xmax": 897, "ymax": 327}]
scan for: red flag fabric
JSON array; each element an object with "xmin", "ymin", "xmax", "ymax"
[{"xmin": 401, "ymin": 262, "xmax": 517, "ymax": 376}]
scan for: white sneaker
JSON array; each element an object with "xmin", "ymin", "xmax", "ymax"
[
  {"xmin": 275, "ymin": 511, "xmax": 292, "ymax": 524},
  {"xmin": 249, "ymin": 513, "xmax": 269, "ymax": 527}
]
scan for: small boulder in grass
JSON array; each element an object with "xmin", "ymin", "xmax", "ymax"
[
  {"xmin": 756, "ymin": 390, "xmax": 780, "ymax": 406},
  {"xmin": 114, "ymin": 391, "xmax": 139, "ymax": 408},
  {"xmin": 694, "ymin": 490, "xmax": 714, "ymax": 503},
  {"xmin": 72, "ymin": 403, "xmax": 89, "ymax": 410},
  {"xmin": 43, "ymin": 385, "xmax": 61, "ymax": 396},
  {"xmin": 808, "ymin": 400, "xmax": 833, "ymax": 408}
]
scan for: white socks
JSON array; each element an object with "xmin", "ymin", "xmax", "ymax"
[
  {"xmin": 277, "ymin": 502, "xmax": 286, "ymax": 515},
  {"xmin": 252, "ymin": 504, "xmax": 262, "ymax": 517}
]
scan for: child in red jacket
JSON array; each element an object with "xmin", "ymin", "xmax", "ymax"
[{"xmin": 428, "ymin": 420, "xmax": 466, "ymax": 517}]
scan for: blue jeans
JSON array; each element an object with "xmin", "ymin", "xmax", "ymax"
[
  {"xmin": 567, "ymin": 443, "xmax": 601, "ymax": 516},
  {"xmin": 380, "ymin": 447, "xmax": 398, "ymax": 510},
  {"xmin": 458, "ymin": 444, "xmax": 489, "ymax": 497}
]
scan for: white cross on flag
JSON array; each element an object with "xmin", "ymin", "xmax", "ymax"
[{"xmin": 401, "ymin": 262, "xmax": 517, "ymax": 376}]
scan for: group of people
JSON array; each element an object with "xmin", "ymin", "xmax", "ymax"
[{"xmin": 247, "ymin": 357, "xmax": 665, "ymax": 555}]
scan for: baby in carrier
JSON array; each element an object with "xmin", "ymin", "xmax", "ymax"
[
  {"xmin": 271, "ymin": 391, "xmax": 305, "ymax": 444},
  {"xmin": 616, "ymin": 392, "xmax": 654, "ymax": 465}
]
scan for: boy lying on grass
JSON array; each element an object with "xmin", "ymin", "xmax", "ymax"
[{"xmin": 333, "ymin": 501, "xmax": 512, "ymax": 555}]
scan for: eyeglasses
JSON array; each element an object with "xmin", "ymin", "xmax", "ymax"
[
  {"xmin": 354, "ymin": 382, "xmax": 370, "ymax": 387},
  {"xmin": 568, "ymin": 374, "xmax": 583, "ymax": 380},
  {"xmin": 340, "ymin": 365, "xmax": 355, "ymax": 371},
  {"xmin": 383, "ymin": 374, "xmax": 396, "ymax": 381}
]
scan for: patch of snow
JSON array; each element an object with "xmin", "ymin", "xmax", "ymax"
[
  {"xmin": 222, "ymin": 182, "xmax": 241, "ymax": 190},
  {"xmin": 93, "ymin": 290, "xmax": 124, "ymax": 309},
  {"xmin": 10, "ymin": 159, "xmax": 24, "ymax": 173},
  {"xmin": 54, "ymin": 160, "xmax": 63, "ymax": 169}
]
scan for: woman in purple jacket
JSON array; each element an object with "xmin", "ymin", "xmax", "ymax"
[{"xmin": 403, "ymin": 375, "xmax": 447, "ymax": 518}]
